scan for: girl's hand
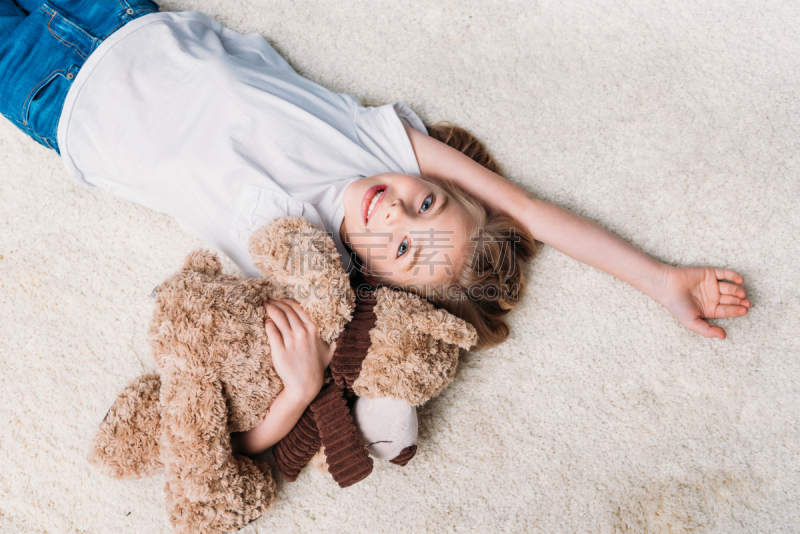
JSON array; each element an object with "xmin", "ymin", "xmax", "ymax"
[
  {"xmin": 657, "ymin": 266, "xmax": 752, "ymax": 340},
  {"xmin": 264, "ymin": 299, "xmax": 336, "ymax": 404}
]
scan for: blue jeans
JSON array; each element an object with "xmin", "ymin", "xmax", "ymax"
[{"xmin": 0, "ymin": 0, "xmax": 159, "ymax": 154}]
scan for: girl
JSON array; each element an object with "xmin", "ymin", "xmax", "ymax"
[{"xmin": 0, "ymin": 2, "xmax": 751, "ymax": 456}]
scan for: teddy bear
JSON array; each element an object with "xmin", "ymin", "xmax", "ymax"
[{"xmin": 88, "ymin": 216, "xmax": 478, "ymax": 534}]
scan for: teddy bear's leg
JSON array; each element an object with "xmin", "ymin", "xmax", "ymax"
[
  {"xmin": 309, "ymin": 446, "xmax": 330, "ymax": 473},
  {"xmin": 87, "ymin": 373, "xmax": 164, "ymax": 479},
  {"xmin": 161, "ymin": 371, "xmax": 277, "ymax": 534}
]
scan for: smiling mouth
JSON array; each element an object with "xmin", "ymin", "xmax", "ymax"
[{"xmin": 362, "ymin": 185, "xmax": 386, "ymax": 225}]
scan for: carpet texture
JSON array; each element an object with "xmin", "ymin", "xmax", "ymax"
[{"xmin": 1, "ymin": 0, "xmax": 798, "ymax": 532}]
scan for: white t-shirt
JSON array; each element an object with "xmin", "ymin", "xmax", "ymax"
[{"xmin": 57, "ymin": 11, "xmax": 428, "ymax": 277}]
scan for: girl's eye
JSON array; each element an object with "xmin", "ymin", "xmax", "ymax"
[
  {"xmin": 397, "ymin": 237, "xmax": 409, "ymax": 258},
  {"xmin": 420, "ymin": 194, "xmax": 434, "ymax": 213}
]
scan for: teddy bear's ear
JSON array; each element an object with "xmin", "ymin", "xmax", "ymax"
[
  {"xmin": 247, "ymin": 217, "xmax": 354, "ymax": 342},
  {"xmin": 411, "ymin": 307, "xmax": 479, "ymax": 350},
  {"xmin": 376, "ymin": 289, "xmax": 479, "ymax": 350},
  {"xmin": 182, "ymin": 249, "xmax": 222, "ymax": 276}
]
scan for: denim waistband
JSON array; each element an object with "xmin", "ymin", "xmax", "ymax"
[{"xmin": 0, "ymin": 0, "xmax": 160, "ymax": 153}]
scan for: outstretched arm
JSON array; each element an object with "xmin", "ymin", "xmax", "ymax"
[{"xmin": 403, "ymin": 123, "xmax": 751, "ymax": 339}]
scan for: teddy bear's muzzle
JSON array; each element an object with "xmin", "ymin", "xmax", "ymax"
[{"xmin": 352, "ymin": 396, "xmax": 418, "ymax": 461}]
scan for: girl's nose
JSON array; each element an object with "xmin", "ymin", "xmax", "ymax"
[{"xmin": 384, "ymin": 199, "xmax": 407, "ymax": 224}]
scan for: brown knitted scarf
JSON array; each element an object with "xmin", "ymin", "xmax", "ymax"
[{"xmin": 273, "ymin": 289, "xmax": 377, "ymax": 488}]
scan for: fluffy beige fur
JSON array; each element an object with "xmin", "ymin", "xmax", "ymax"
[
  {"xmin": 88, "ymin": 373, "xmax": 163, "ymax": 479},
  {"xmin": 88, "ymin": 217, "xmax": 477, "ymax": 534},
  {"xmin": 353, "ymin": 287, "xmax": 478, "ymax": 406}
]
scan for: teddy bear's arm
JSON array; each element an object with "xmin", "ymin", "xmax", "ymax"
[
  {"xmin": 247, "ymin": 217, "xmax": 354, "ymax": 343},
  {"xmin": 159, "ymin": 365, "xmax": 277, "ymax": 531},
  {"xmin": 160, "ymin": 370, "xmax": 234, "ymax": 499}
]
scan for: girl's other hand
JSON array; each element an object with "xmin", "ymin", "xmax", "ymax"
[
  {"xmin": 264, "ymin": 299, "xmax": 336, "ymax": 404},
  {"xmin": 657, "ymin": 266, "xmax": 751, "ymax": 340}
]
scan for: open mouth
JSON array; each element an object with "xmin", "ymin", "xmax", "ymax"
[{"xmin": 361, "ymin": 185, "xmax": 386, "ymax": 225}]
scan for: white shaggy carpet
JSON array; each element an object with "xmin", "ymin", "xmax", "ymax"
[{"xmin": 1, "ymin": 0, "xmax": 798, "ymax": 532}]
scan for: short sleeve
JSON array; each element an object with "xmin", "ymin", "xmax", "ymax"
[
  {"xmin": 392, "ymin": 102, "xmax": 428, "ymax": 136},
  {"xmin": 353, "ymin": 101, "xmax": 427, "ymax": 177}
]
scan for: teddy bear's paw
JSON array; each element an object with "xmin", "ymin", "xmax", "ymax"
[
  {"xmin": 248, "ymin": 217, "xmax": 354, "ymax": 342},
  {"xmin": 413, "ymin": 307, "xmax": 479, "ymax": 350},
  {"xmin": 351, "ymin": 288, "xmax": 477, "ymax": 406},
  {"xmin": 164, "ymin": 457, "xmax": 277, "ymax": 533},
  {"xmin": 375, "ymin": 287, "xmax": 479, "ymax": 349},
  {"xmin": 88, "ymin": 373, "xmax": 163, "ymax": 479}
]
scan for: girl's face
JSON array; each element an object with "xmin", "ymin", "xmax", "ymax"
[{"xmin": 340, "ymin": 173, "xmax": 473, "ymax": 289}]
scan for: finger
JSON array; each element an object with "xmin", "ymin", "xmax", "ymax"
[
  {"xmin": 714, "ymin": 268, "xmax": 744, "ymax": 285},
  {"xmin": 280, "ymin": 300, "xmax": 321, "ymax": 338},
  {"xmin": 264, "ymin": 318, "xmax": 285, "ymax": 352},
  {"xmin": 720, "ymin": 296, "xmax": 753, "ymax": 309},
  {"xmin": 280, "ymin": 299, "xmax": 314, "ymax": 325},
  {"xmin": 719, "ymin": 295, "xmax": 743, "ymax": 306},
  {"xmin": 265, "ymin": 303, "xmax": 292, "ymax": 335},
  {"xmin": 719, "ymin": 282, "xmax": 746, "ymax": 298},
  {"xmin": 686, "ymin": 316, "xmax": 726, "ymax": 340},
  {"xmin": 270, "ymin": 300, "xmax": 305, "ymax": 332},
  {"xmin": 713, "ymin": 304, "xmax": 749, "ymax": 319}
]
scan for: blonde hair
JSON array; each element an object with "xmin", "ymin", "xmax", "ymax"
[{"xmin": 410, "ymin": 122, "xmax": 536, "ymax": 349}]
